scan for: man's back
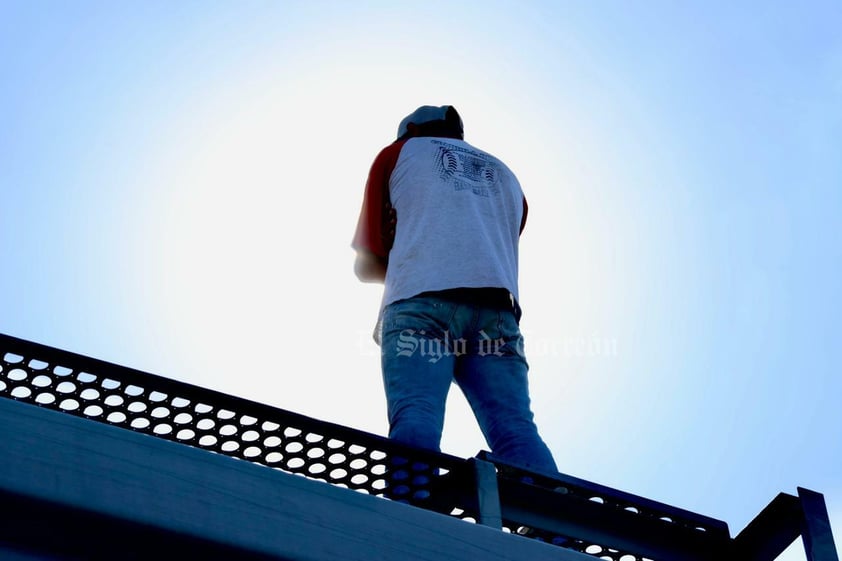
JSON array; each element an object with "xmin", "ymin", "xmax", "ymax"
[{"xmin": 383, "ymin": 136, "xmax": 525, "ymax": 311}]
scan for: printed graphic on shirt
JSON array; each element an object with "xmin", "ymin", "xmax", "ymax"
[{"xmin": 432, "ymin": 140, "xmax": 502, "ymax": 197}]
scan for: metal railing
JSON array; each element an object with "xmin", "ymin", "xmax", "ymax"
[{"xmin": 0, "ymin": 333, "xmax": 837, "ymax": 561}]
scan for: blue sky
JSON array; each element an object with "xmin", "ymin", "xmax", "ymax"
[{"xmin": 2, "ymin": 1, "xmax": 840, "ymax": 556}]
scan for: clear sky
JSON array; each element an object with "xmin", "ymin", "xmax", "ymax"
[{"xmin": 2, "ymin": 1, "xmax": 840, "ymax": 557}]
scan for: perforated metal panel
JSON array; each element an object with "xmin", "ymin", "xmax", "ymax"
[
  {"xmin": 0, "ymin": 334, "xmax": 736, "ymax": 561},
  {"xmin": 0, "ymin": 335, "xmax": 468, "ymax": 509},
  {"xmin": 476, "ymin": 451, "xmax": 735, "ymax": 561}
]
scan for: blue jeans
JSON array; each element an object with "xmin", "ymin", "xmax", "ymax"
[{"xmin": 379, "ymin": 291, "xmax": 558, "ymax": 473}]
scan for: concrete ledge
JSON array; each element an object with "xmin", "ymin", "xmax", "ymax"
[{"xmin": 0, "ymin": 398, "xmax": 588, "ymax": 561}]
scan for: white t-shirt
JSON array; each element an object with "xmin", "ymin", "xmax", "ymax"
[
  {"xmin": 352, "ymin": 137, "xmax": 526, "ymax": 320},
  {"xmin": 379, "ymin": 137, "xmax": 525, "ymax": 311}
]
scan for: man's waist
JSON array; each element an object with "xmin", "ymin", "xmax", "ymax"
[{"xmin": 419, "ymin": 287, "xmax": 513, "ymax": 308}]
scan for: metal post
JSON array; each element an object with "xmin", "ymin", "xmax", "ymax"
[
  {"xmin": 472, "ymin": 457, "xmax": 503, "ymax": 529},
  {"xmin": 798, "ymin": 487, "xmax": 839, "ymax": 561}
]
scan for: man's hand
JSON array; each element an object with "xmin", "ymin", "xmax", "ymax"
[{"xmin": 354, "ymin": 250, "xmax": 387, "ymax": 283}]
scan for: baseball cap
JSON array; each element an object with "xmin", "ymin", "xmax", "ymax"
[{"xmin": 396, "ymin": 105, "xmax": 463, "ymax": 140}]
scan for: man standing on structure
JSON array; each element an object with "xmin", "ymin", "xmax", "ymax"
[{"xmin": 352, "ymin": 105, "xmax": 557, "ymax": 475}]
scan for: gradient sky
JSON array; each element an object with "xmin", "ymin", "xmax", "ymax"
[{"xmin": 2, "ymin": 2, "xmax": 840, "ymax": 557}]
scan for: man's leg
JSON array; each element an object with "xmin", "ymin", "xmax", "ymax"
[
  {"xmin": 456, "ymin": 307, "xmax": 558, "ymax": 473},
  {"xmin": 379, "ymin": 296, "xmax": 457, "ymax": 453},
  {"xmin": 379, "ymin": 296, "xmax": 458, "ymax": 501}
]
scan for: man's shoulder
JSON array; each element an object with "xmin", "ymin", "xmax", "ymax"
[
  {"xmin": 369, "ymin": 139, "xmax": 411, "ymax": 173},
  {"xmin": 374, "ymin": 139, "xmax": 409, "ymax": 159}
]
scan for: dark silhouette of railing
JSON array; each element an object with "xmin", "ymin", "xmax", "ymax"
[{"xmin": 0, "ymin": 333, "xmax": 837, "ymax": 561}]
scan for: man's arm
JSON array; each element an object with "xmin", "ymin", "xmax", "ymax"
[
  {"xmin": 354, "ymin": 249, "xmax": 387, "ymax": 283},
  {"xmin": 351, "ymin": 141, "xmax": 405, "ymax": 284}
]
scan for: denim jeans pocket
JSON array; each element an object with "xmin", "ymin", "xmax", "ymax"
[{"xmin": 492, "ymin": 309, "xmax": 527, "ymax": 360}]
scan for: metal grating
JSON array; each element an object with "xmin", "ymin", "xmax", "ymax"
[
  {"xmin": 482, "ymin": 454, "xmax": 732, "ymax": 561},
  {"xmin": 0, "ymin": 334, "xmax": 469, "ymax": 509},
  {"xmin": 0, "ymin": 333, "xmax": 734, "ymax": 561}
]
